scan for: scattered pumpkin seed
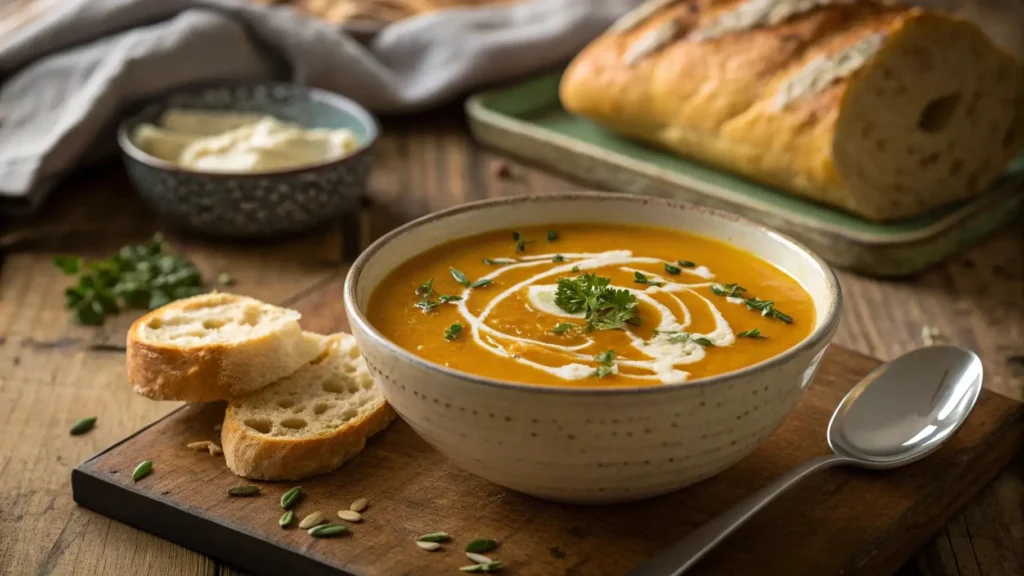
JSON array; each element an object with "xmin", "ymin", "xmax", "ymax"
[
  {"xmin": 132, "ymin": 460, "xmax": 152, "ymax": 482},
  {"xmin": 70, "ymin": 417, "xmax": 97, "ymax": 436},
  {"xmin": 279, "ymin": 510, "xmax": 294, "ymax": 528},
  {"xmin": 460, "ymin": 561, "xmax": 503, "ymax": 573},
  {"xmin": 299, "ymin": 511, "xmax": 326, "ymax": 529},
  {"xmin": 349, "ymin": 497, "xmax": 369, "ymax": 512},
  {"xmin": 280, "ymin": 486, "xmax": 303, "ymax": 510},
  {"xmin": 227, "ymin": 485, "xmax": 260, "ymax": 497},
  {"xmin": 416, "ymin": 532, "xmax": 451, "ymax": 543},
  {"xmin": 416, "ymin": 541, "xmax": 442, "ymax": 551},
  {"xmin": 466, "ymin": 552, "xmax": 494, "ymax": 564},
  {"xmin": 337, "ymin": 510, "xmax": 362, "ymax": 522},
  {"xmin": 465, "ymin": 539, "xmax": 498, "ymax": 553},
  {"xmin": 308, "ymin": 523, "xmax": 348, "ymax": 537},
  {"xmin": 186, "ymin": 440, "xmax": 222, "ymax": 455}
]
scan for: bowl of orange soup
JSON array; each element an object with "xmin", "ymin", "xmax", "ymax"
[{"xmin": 344, "ymin": 192, "xmax": 841, "ymax": 503}]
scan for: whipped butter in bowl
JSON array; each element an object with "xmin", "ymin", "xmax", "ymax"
[
  {"xmin": 132, "ymin": 109, "xmax": 361, "ymax": 174},
  {"xmin": 118, "ymin": 83, "xmax": 378, "ymax": 238}
]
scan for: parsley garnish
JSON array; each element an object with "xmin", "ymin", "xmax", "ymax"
[
  {"xmin": 547, "ymin": 230, "xmax": 558, "ymax": 241},
  {"xmin": 594, "ymin": 350, "xmax": 616, "ymax": 378},
  {"xmin": 516, "ymin": 239, "xmax": 536, "ymax": 253},
  {"xmin": 512, "ymin": 231, "xmax": 522, "ymax": 241},
  {"xmin": 634, "ymin": 271, "xmax": 662, "ymax": 286},
  {"xmin": 450, "ymin": 268, "xmax": 491, "ymax": 290},
  {"xmin": 416, "ymin": 278, "xmax": 434, "ymax": 295},
  {"xmin": 668, "ymin": 333, "xmax": 690, "ymax": 344},
  {"xmin": 571, "ymin": 265, "xmax": 580, "ymax": 272},
  {"xmin": 678, "ymin": 260, "xmax": 696, "ymax": 268},
  {"xmin": 438, "ymin": 295, "xmax": 462, "ymax": 303},
  {"xmin": 693, "ymin": 337, "xmax": 715, "ymax": 347},
  {"xmin": 552, "ymin": 254, "xmax": 565, "ymax": 263},
  {"xmin": 554, "ymin": 273, "xmax": 639, "ymax": 331},
  {"xmin": 552, "ymin": 323, "xmax": 577, "ymax": 335},
  {"xmin": 664, "ymin": 263, "xmax": 681, "ymax": 275},
  {"xmin": 415, "ymin": 297, "xmax": 439, "ymax": 312},
  {"xmin": 483, "ymin": 258, "xmax": 516, "ymax": 265},
  {"xmin": 710, "ymin": 283, "xmax": 746, "ymax": 297},
  {"xmin": 444, "ymin": 323, "xmax": 463, "ymax": 341},
  {"xmin": 737, "ymin": 328, "xmax": 766, "ymax": 338},
  {"xmin": 744, "ymin": 297, "xmax": 793, "ymax": 323}
]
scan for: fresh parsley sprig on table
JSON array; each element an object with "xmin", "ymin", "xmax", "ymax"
[
  {"xmin": 55, "ymin": 233, "xmax": 204, "ymax": 326},
  {"xmin": 554, "ymin": 273, "xmax": 639, "ymax": 331}
]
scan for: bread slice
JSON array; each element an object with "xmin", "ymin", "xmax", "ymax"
[
  {"xmin": 127, "ymin": 292, "xmax": 321, "ymax": 402},
  {"xmin": 221, "ymin": 332, "xmax": 396, "ymax": 481}
]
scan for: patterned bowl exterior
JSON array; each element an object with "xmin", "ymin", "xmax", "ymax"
[
  {"xmin": 344, "ymin": 193, "xmax": 843, "ymax": 503},
  {"xmin": 118, "ymin": 83, "xmax": 378, "ymax": 238}
]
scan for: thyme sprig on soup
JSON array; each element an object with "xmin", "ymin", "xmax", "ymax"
[{"xmin": 367, "ymin": 224, "xmax": 815, "ymax": 387}]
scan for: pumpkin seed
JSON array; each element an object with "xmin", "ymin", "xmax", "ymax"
[
  {"xmin": 280, "ymin": 486, "xmax": 303, "ymax": 509},
  {"xmin": 132, "ymin": 460, "xmax": 152, "ymax": 482},
  {"xmin": 337, "ymin": 510, "xmax": 362, "ymax": 522},
  {"xmin": 299, "ymin": 511, "xmax": 325, "ymax": 529},
  {"xmin": 308, "ymin": 523, "xmax": 348, "ymax": 537},
  {"xmin": 416, "ymin": 531, "xmax": 451, "ymax": 543},
  {"xmin": 460, "ymin": 561, "xmax": 503, "ymax": 573},
  {"xmin": 349, "ymin": 497, "xmax": 368, "ymax": 512},
  {"xmin": 279, "ymin": 510, "xmax": 293, "ymax": 528},
  {"xmin": 465, "ymin": 539, "xmax": 498, "ymax": 553},
  {"xmin": 70, "ymin": 417, "xmax": 97, "ymax": 436},
  {"xmin": 228, "ymin": 485, "xmax": 260, "ymax": 497},
  {"xmin": 416, "ymin": 541, "xmax": 442, "ymax": 551},
  {"xmin": 466, "ymin": 552, "xmax": 494, "ymax": 564}
]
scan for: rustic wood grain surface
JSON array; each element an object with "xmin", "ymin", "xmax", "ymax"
[{"xmin": 0, "ymin": 110, "xmax": 1022, "ymax": 576}]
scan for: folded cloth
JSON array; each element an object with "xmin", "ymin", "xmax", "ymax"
[{"xmin": 0, "ymin": 0, "xmax": 639, "ymax": 215}]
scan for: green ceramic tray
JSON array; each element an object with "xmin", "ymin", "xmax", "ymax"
[{"xmin": 465, "ymin": 71, "xmax": 1024, "ymax": 277}]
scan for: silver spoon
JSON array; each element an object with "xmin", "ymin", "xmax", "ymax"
[{"xmin": 627, "ymin": 345, "xmax": 984, "ymax": 576}]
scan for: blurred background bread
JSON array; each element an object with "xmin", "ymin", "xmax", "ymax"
[{"xmin": 561, "ymin": 0, "xmax": 1024, "ymax": 221}]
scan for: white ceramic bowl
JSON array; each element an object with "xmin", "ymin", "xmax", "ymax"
[{"xmin": 344, "ymin": 193, "xmax": 842, "ymax": 503}]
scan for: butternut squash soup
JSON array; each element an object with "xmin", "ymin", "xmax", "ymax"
[{"xmin": 367, "ymin": 224, "xmax": 815, "ymax": 387}]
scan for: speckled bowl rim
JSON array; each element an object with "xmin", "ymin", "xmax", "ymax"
[
  {"xmin": 116, "ymin": 81, "xmax": 380, "ymax": 178},
  {"xmin": 344, "ymin": 192, "xmax": 843, "ymax": 396}
]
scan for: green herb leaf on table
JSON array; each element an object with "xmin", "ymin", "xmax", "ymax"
[
  {"xmin": 678, "ymin": 260, "xmax": 696, "ymax": 268},
  {"xmin": 417, "ymin": 532, "xmax": 452, "ymax": 543},
  {"xmin": 444, "ymin": 323, "xmax": 463, "ymax": 341},
  {"xmin": 664, "ymin": 263, "xmax": 681, "ymax": 275},
  {"xmin": 737, "ymin": 328, "xmax": 766, "ymax": 338},
  {"xmin": 546, "ymin": 230, "xmax": 558, "ymax": 241},
  {"xmin": 54, "ymin": 256, "xmax": 82, "ymax": 275},
  {"xmin": 465, "ymin": 539, "xmax": 499, "ymax": 553},
  {"xmin": 69, "ymin": 417, "xmax": 97, "ymax": 436}
]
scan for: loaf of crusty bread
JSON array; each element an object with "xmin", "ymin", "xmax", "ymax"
[
  {"xmin": 560, "ymin": 0, "xmax": 1024, "ymax": 221},
  {"xmin": 127, "ymin": 293, "xmax": 321, "ymax": 402},
  {"xmin": 221, "ymin": 332, "xmax": 395, "ymax": 481}
]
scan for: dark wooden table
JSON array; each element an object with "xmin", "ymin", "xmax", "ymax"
[{"xmin": 1, "ymin": 111, "xmax": 1022, "ymax": 576}]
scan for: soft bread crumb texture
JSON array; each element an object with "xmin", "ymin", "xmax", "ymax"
[
  {"xmin": 221, "ymin": 332, "xmax": 396, "ymax": 480},
  {"xmin": 136, "ymin": 292, "xmax": 296, "ymax": 346},
  {"xmin": 127, "ymin": 293, "xmax": 322, "ymax": 402}
]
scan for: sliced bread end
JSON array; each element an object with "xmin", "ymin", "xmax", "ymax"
[
  {"xmin": 221, "ymin": 332, "xmax": 396, "ymax": 481},
  {"xmin": 127, "ymin": 292, "xmax": 321, "ymax": 402}
]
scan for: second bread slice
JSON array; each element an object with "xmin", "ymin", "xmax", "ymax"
[{"xmin": 221, "ymin": 332, "xmax": 396, "ymax": 481}]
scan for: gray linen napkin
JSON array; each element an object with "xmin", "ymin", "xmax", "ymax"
[{"xmin": 0, "ymin": 0, "xmax": 639, "ymax": 215}]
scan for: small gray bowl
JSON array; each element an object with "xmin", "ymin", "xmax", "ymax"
[{"xmin": 118, "ymin": 83, "xmax": 378, "ymax": 238}]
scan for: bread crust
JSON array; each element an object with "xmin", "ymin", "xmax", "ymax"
[
  {"xmin": 221, "ymin": 333, "xmax": 396, "ymax": 481},
  {"xmin": 126, "ymin": 294, "xmax": 321, "ymax": 402},
  {"xmin": 561, "ymin": 0, "xmax": 1024, "ymax": 220}
]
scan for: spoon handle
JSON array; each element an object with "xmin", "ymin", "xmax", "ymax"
[{"xmin": 626, "ymin": 453, "xmax": 853, "ymax": 576}]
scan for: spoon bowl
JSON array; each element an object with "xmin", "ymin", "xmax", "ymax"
[
  {"xmin": 828, "ymin": 345, "xmax": 983, "ymax": 468},
  {"xmin": 627, "ymin": 345, "xmax": 984, "ymax": 576}
]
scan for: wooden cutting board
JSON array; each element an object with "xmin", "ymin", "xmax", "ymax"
[{"xmin": 71, "ymin": 346, "xmax": 1024, "ymax": 576}]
